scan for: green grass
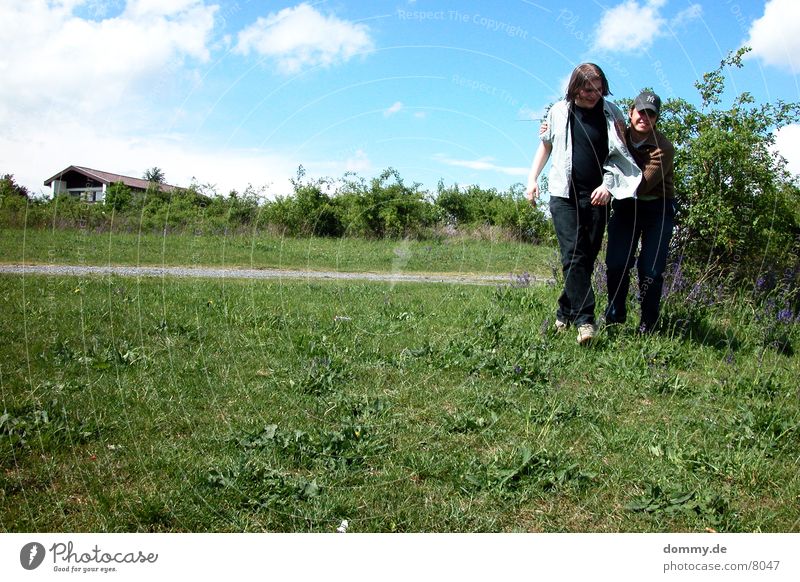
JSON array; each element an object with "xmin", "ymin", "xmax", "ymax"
[
  {"xmin": 0, "ymin": 227, "xmax": 555, "ymax": 279},
  {"xmin": 1, "ymin": 272, "xmax": 798, "ymax": 532}
]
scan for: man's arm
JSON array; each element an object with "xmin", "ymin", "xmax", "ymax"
[
  {"xmin": 638, "ymin": 139, "xmax": 675, "ymax": 196},
  {"xmin": 526, "ymin": 141, "xmax": 553, "ymax": 206}
]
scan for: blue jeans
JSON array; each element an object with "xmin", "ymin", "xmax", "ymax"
[
  {"xmin": 605, "ymin": 197, "xmax": 675, "ymax": 331},
  {"xmin": 550, "ymin": 190, "xmax": 608, "ymax": 326}
]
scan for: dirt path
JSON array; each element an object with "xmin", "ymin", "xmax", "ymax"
[{"xmin": 0, "ymin": 263, "xmax": 551, "ymax": 286}]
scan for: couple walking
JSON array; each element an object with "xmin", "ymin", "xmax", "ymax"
[{"xmin": 526, "ymin": 63, "xmax": 675, "ymax": 344}]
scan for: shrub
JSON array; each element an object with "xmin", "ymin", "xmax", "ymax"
[
  {"xmin": 659, "ymin": 48, "xmax": 800, "ymax": 286},
  {"xmin": 336, "ymin": 168, "xmax": 432, "ymax": 239},
  {"xmin": 105, "ymin": 182, "xmax": 132, "ymax": 212}
]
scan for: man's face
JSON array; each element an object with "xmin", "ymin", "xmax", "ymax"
[{"xmin": 630, "ymin": 107, "xmax": 657, "ymax": 133}]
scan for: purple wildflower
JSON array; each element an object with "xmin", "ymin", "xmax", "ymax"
[
  {"xmin": 687, "ymin": 282, "xmax": 703, "ymax": 304},
  {"xmin": 593, "ymin": 262, "xmax": 608, "ymax": 295},
  {"xmin": 510, "ymin": 271, "xmax": 531, "ymax": 288},
  {"xmin": 663, "ymin": 259, "xmax": 687, "ymax": 298}
]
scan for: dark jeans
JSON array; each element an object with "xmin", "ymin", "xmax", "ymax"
[
  {"xmin": 549, "ymin": 190, "xmax": 607, "ymax": 326},
  {"xmin": 605, "ymin": 197, "xmax": 675, "ymax": 331}
]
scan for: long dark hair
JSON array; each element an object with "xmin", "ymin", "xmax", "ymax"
[{"xmin": 565, "ymin": 63, "xmax": 611, "ymax": 103}]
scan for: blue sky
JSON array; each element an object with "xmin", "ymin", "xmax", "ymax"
[{"xmin": 2, "ymin": 0, "xmax": 798, "ymax": 198}]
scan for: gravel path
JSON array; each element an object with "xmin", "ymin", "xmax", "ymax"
[{"xmin": 0, "ymin": 263, "xmax": 550, "ymax": 286}]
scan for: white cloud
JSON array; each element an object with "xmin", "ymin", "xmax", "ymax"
[
  {"xmin": 2, "ymin": 119, "xmax": 299, "ymax": 198},
  {"xmin": 671, "ymin": 4, "xmax": 702, "ymax": 29},
  {"xmin": 125, "ymin": 0, "xmax": 202, "ymax": 18},
  {"xmin": 775, "ymin": 124, "xmax": 800, "ymax": 177},
  {"xmin": 744, "ymin": 0, "xmax": 800, "ymax": 74},
  {"xmin": 593, "ymin": 0, "xmax": 701, "ymax": 53},
  {"xmin": 435, "ymin": 155, "xmax": 528, "ymax": 177},
  {"xmin": 234, "ymin": 3, "xmax": 374, "ymax": 74},
  {"xmin": 0, "ymin": 1, "xmax": 293, "ymax": 196},
  {"xmin": 594, "ymin": 1, "xmax": 665, "ymax": 53},
  {"xmin": 384, "ymin": 101, "xmax": 404, "ymax": 117},
  {"xmin": 344, "ymin": 149, "xmax": 372, "ymax": 173},
  {"xmin": 0, "ymin": 0, "xmax": 216, "ymax": 122}
]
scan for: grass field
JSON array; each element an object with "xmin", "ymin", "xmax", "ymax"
[
  {"xmin": 1, "ymin": 253, "xmax": 798, "ymax": 531},
  {"xmin": 0, "ymin": 227, "xmax": 555, "ymax": 279}
]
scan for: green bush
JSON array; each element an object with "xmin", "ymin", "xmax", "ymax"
[
  {"xmin": 659, "ymin": 48, "xmax": 800, "ymax": 284},
  {"xmin": 435, "ymin": 182, "xmax": 496, "ymax": 225},
  {"xmin": 434, "ymin": 181, "xmax": 553, "ymax": 243},
  {"xmin": 260, "ymin": 168, "xmax": 343, "ymax": 237},
  {"xmin": 105, "ymin": 182, "xmax": 132, "ymax": 212},
  {"xmin": 0, "ymin": 174, "xmax": 32, "ymax": 227},
  {"xmin": 334, "ymin": 168, "xmax": 432, "ymax": 239}
]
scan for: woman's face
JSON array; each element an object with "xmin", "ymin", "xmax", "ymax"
[{"xmin": 574, "ymin": 78, "xmax": 604, "ymax": 109}]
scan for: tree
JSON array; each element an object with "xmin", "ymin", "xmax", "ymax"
[
  {"xmin": 0, "ymin": 173, "xmax": 30, "ymax": 219},
  {"xmin": 658, "ymin": 47, "xmax": 800, "ymax": 284},
  {"xmin": 143, "ymin": 167, "xmax": 165, "ymax": 184},
  {"xmin": 0, "ymin": 174, "xmax": 30, "ymax": 200}
]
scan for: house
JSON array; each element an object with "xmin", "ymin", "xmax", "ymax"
[{"xmin": 43, "ymin": 165, "xmax": 176, "ymax": 203}]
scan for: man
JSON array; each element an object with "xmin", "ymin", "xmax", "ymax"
[
  {"xmin": 604, "ymin": 91, "xmax": 675, "ymax": 333},
  {"xmin": 526, "ymin": 63, "xmax": 641, "ymax": 345}
]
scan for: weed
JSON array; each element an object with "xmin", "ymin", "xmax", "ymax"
[
  {"xmin": 463, "ymin": 447, "xmax": 596, "ymax": 494},
  {"xmin": 235, "ymin": 421, "xmax": 385, "ymax": 470},
  {"xmin": 294, "ymin": 356, "xmax": 350, "ymax": 396},
  {"xmin": 0, "ymin": 399, "xmax": 103, "ymax": 465},
  {"xmin": 207, "ymin": 460, "xmax": 322, "ymax": 510},
  {"xmin": 446, "ymin": 410, "xmax": 499, "ymax": 433},
  {"xmin": 625, "ymin": 483, "xmax": 733, "ymax": 529}
]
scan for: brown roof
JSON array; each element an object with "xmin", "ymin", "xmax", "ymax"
[{"xmin": 44, "ymin": 165, "xmax": 176, "ymax": 192}]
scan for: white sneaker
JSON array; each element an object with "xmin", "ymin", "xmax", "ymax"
[
  {"xmin": 554, "ymin": 319, "xmax": 568, "ymax": 333},
  {"xmin": 576, "ymin": 323, "xmax": 596, "ymax": 345}
]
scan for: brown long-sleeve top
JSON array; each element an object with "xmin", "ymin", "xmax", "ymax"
[{"xmin": 626, "ymin": 128, "xmax": 675, "ymax": 200}]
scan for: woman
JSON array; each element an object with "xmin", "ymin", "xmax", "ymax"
[{"xmin": 526, "ymin": 63, "xmax": 641, "ymax": 344}]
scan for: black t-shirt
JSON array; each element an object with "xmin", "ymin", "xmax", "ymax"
[{"xmin": 569, "ymin": 100, "xmax": 608, "ymax": 193}]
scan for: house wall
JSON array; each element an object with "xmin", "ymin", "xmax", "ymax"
[
  {"xmin": 47, "ymin": 168, "xmax": 156, "ymax": 202},
  {"xmin": 61, "ymin": 172, "xmax": 103, "ymax": 190},
  {"xmin": 50, "ymin": 170, "xmax": 107, "ymax": 202},
  {"xmin": 64, "ymin": 187, "xmax": 104, "ymax": 202},
  {"xmin": 52, "ymin": 180, "xmax": 67, "ymax": 194}
]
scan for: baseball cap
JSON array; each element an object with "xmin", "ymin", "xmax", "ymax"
[{"xmin": 634, "ymin": 91, "xmax": 661, "ymax": 116}]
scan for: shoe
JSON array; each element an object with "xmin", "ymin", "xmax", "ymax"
[
  {"xmin": 576, "ymin": 323, "xmax": 596, "ymax": 345},
  {"xmin": 602, "ymin": 310, "xmax": 625, "ymax": 327},
  {"xmin": 554, "ymin": 318, "xmax": 568, "ymax": 333}
]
